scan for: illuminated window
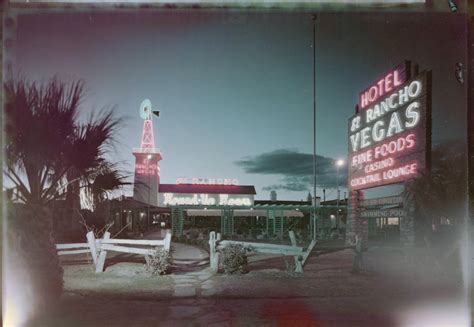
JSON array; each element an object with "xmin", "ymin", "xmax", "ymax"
[{"xmin": 387, "ymin": 217, "xmax": 399, "ymax": 225}]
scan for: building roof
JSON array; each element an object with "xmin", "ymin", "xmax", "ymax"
[
  {"xmin": 320, "ymin": 199, "xmax": 348, "ymax": 206},
  {"xmin": 185, "ymin": 209, "xmax": 304, "ymax": 217},
  {"xmin": 158, "ymin": 184, "xmax": 256, "ymax": 195},
  {"xmin": 254, "ymin": 200, "xmax": 311, "ymax": 206}
]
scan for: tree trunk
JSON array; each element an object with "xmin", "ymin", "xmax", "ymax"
[{"xmin": 7, "ymin": 203, "xmax": 64, "ymax": 317}]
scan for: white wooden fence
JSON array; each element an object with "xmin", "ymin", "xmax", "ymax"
[
  {"xmin": 56, "ymin": 231, "xmax": 172, "ymax": 273},
  {"xmin": 209, "ymin": 231, "xmax": 317, "ymax": 273}
]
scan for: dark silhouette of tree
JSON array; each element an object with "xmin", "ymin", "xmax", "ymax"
[
  {"xmin": 4, "ymin": 77, "xmax": 123, "ymax": 313},
  {"xmin": 404, "ymin": 140, "xmax": 467, "ymax": 238},
  {"xmin": 5, "ymin": 78, "xmax": 121, "ymax": 205},
  {"xmin": 84, "ymin": 163, "xmax": 131, "ymax": 210}
]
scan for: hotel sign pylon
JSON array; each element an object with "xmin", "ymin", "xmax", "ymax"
[{"xmin": 133, "ymin": 99, "xmax": 162, "ymax": 207}]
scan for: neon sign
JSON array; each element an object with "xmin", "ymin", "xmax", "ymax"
[
  {"xmin": 348, "ymin": 62, "xmax": 431, "ymax": 191},
  {"xmin": 176, "ymin": 178, "xmax": 239, "ymax": 186},
  {"xmin": 135, "ymin": 163, "xmax": 159, "ymax": 176},
  {"xmin": 350, "ymin": 80, "xmax": 422, "ymax": 152},
  {"xmin": 359, "ymin": 62, "xmax": 409, "ymax": 110},
  {"xmin": 161, "ymin": 193, "xmax": 252, "ymax": 206}
]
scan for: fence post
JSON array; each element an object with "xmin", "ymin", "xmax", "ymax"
[
  {"xmin": 164, "ymin": 232, "xmax": 171, "ymax": 251},
  {"xmin": 289, "ymin": 231, "xmax": 303, "ymax": 273},
  {"xmin": 86, "ymin": 231, "xmax": 98, "ymax": 269},
  {"xmin": 302, "ymin": 239, "xmax": 317, "ymax": 266},
  {"xmin": 216, "ymin": 233, "xmax": 221, "ymax": 272},
  {"xmin": 295, "ymin": 256, "xmax": 304, "ymax": 273},
  {"xmin": 289, "ymin": 230, "xmax": 297, "ymax": 246},
  {"xmin": 95, "ymin": 232, "xmax": 111, "ymax": 273},
  {"xmin": 209, "ymin": 231, "xmax": 217, "ymax": 272}
]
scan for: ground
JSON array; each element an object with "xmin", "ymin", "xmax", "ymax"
[{"xmin": 26, "ymin": 236, "xmax": 472, "ymax": 327}]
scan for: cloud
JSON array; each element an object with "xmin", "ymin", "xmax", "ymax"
[
  {"xmin": 235, "ymin": 149, "xmax": 347, "ymax": 192},
  {"xmin": 262, "ymin": 176, "xmax": 313, "ymax": 192}
]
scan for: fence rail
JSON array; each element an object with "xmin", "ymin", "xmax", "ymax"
[
  {"xmin": 102, "ymin": 239, "xmax": 165, "ymax": 246},
  {"xmin": 100, "ymin": 244, "xmax": 155, "ymax": 256},
  {"xmin": 55, "ymin": 231, "xmax": 172, "ymax": 272},
  {"xmin": 209, "ymin": 231, "xmax": 317, "ymax": 273},
  {"xmin": 218, "ymin": 240, "xmax": 304, "ymax": 256},
  {"xmin": 58, "ymin": 248, "xmax": 91, "ymax": 255},
  {"xmin": 56, "ymin": 242, "xmax": 91, "ymax": 256},
  {"xmin": 56, "ymin": 243, "xmax": 89, "ymax": 250}
]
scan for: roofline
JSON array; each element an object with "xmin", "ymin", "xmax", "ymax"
[{"xmin": 158, "ymin": 183, "xmax": 256, "ymax": 195}]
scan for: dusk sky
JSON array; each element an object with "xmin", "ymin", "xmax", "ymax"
[{"xmin": 12, "ymin": 10, "xmax": 467, "ymax": 200}]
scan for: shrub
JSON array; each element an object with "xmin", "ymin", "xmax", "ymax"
[
  {"xmin": 220, "ymin": 244, "xmax": 249, "ymax": 274},
  {"xmin": 145, "ymin": 248, "xmax": 173, "ymax": 275},
  {"xmin": 187, "ymin": 228, "xmax": 200, "ymax": 239}
]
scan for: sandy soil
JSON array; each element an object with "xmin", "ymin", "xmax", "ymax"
[{"xmin": 26, "ymin": 243, "xmax": 471, "ymax": 327}]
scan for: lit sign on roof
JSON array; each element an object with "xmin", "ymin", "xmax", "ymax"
[
  {"xmin": 176, "ymin": 178, "xmax": 239, "ymax": 186},
  {"xmin": 160, "ymin": 193, "xmax": 252, "ymax": 206}
]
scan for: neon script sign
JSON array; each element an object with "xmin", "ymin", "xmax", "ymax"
[
  {"xmin": 348, "ymin": 62, "xmax": 431, "ymax": 191},
  {"xmin": 162, "ymin": 193, "xmax": 252, "ymax": 206},
  {"xmin": 176, "ymin": 178, "xmax": 239, "ymax": 186}
]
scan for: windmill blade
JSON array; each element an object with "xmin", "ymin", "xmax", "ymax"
[{"xmin": 139, "ymin": 99, "xmax": 153, "ymax": 120}]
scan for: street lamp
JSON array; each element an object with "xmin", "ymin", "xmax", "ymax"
[
  {"xmin": 147, "ymin": 154, "xmax": 152, "ymax": 229},
  {"xmin": 336, "ymin": 159, "xmax": 344, "ymax": 230},
  {"xmin": 311, "ymin": 14, "xmax": 317, "ymax": 241}
]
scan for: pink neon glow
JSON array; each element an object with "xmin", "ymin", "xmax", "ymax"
[
  {"xmin": 135, "ymin": 165, "xmax": 159, "ymax": 176},
  {"xmin": 351, "ymin": 133, "xmax": 416, "ymax": 167},
  {"xmin": 350, "ymin": 160, "xmax": 418, "ymax": 188},
  {"xmin": 135, "ymin": 158, "xmax": 160, "ymax": 176},
  {"xmin": 140, "ymin": 120, "xmax": 155, "ymax": 149},
  {"xmin": 363, "ymin": 157, "xmax": 395, "ymax": 174},
  {"xmin": 359, "ymin": 68, "xmax": 405, "ymax": 109},
  {"xmin": 374, "ymin": 134, "xmax": 416, "ymax": 159},
  {"xmin": 382, "ymin": 162, "xmax": 417, "ymax": 180}
]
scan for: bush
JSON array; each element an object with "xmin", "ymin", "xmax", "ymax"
[
  {"xmin": 144, "ymin": 248, "xmax": 173, "ymax": 275},
  {"xmin": 187, "ymin": 228, "xmax": 200, "ymax": 239},
  {"xmin": 220, "ymin": 244, "xmax": 249, "ymax": 274}
]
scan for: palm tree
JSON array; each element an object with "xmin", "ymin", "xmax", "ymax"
[
  {"xmin": 85, "ymin": 162, "xmax": 131, "ymax": 210},
  {"xmin": 79, "ymin": 163, "xmax": 131, "ymax": 234},
  {"xmin": 5, "ymin": 78, "xmax": 120, "ymax": 205},
  {"xmin": 4, "ymin": 77, "xmax": 122, "ymax": 312}
]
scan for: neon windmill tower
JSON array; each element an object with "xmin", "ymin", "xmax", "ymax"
[{"xmin": 133, "ymin": 99, "xmax": 162, "ymax": 206}]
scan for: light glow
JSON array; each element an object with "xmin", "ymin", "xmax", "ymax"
[{"xmin": 397, "ymin": 300, "xmax": 470, "ymax": 327}]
